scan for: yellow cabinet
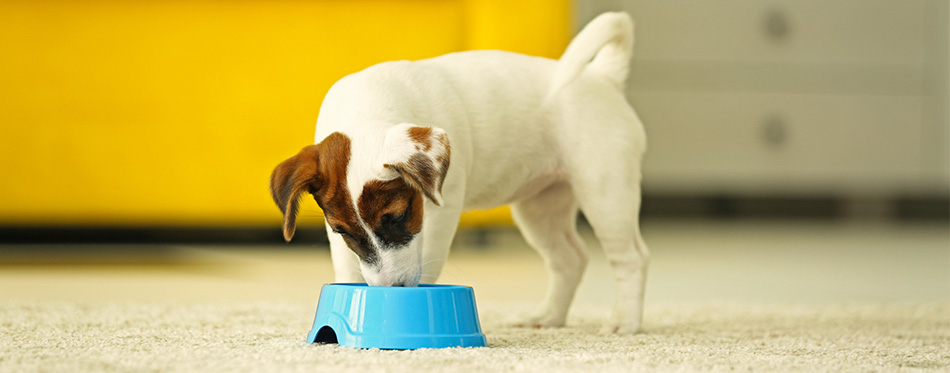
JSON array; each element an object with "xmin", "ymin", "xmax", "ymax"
[{"xmin": 0, "ymin": 0, "xmax": 569, "ymax": 227}]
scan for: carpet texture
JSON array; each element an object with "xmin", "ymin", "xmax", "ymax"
[{"xmin": 2, "ymin": 301, "xmax": 947, "ymax": 372}]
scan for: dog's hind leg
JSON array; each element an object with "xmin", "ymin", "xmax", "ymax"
[
  {"xmin": 555, "ymin": 82, "xmax": 649, "ymax": 334},
  {"xmin": 573, "ymin": 170, "xmax": 649, "ymax": 335},
  {"xmin": 511, "ymin": 181, "xmax": 589, "ymax": 328}
]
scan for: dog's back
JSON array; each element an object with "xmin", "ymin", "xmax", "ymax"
[
  {"xmin": 314, "ymin": 12, "xmax": 639, "ymax": 209},
  {"xmin": 418, "ymin": 12, "xmax": 640, "ymax": 208}
]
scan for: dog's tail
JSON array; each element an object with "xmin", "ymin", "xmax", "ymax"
[{"xmin": 547, "ymin": 12, "xmax": 634, "ymax": 100}]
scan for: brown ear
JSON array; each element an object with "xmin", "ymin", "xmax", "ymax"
[
  {"xmin": 382, "ymin": 124, "xmax": 451, "ymax": 206},
  {"xmin": 269, "ymin": 145, "xmax": 321, "ymax": 242}
]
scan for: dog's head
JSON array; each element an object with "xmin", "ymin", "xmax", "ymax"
[{"xmin": 269, "ymin": 124, "xmax": 450, "ymax": 287}]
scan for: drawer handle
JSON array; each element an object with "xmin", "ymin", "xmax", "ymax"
[
  {"xmin": 764, "ymin": 9, "xmax": 790, "ymax": 41},
  {"xmin": 762, "ymin": 115, "xmax": 788, "ymax": 148}
]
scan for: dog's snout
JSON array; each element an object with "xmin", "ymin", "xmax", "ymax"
[
  {"xmin": 372, "ymin": 280, "xmax": 414, "ymax": 287},
  {"xmin": 359, "ymin": 246, "xmax": 423, "ymax": 288},
  {"xmin": 380, "ymin": 277, "xmax": 419, "ymax": 287},
  {"xmin": 364, "ymin": 274, "xmax": 418, "ymax": 287}
]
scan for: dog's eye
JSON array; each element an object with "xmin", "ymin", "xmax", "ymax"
[
  {"xmin": 383, "ymin": 209, "xmax": 409, "ymax": 225},
  {"xmin": 332, "ymin": 227, "xmax": 350, "ymax": 237},
  {"xmin": 394, "ymin": 209, "xmax": 409, "ymax": 223}
]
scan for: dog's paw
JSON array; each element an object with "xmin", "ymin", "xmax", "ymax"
[
  {"xmin": 511, "ymin": 312, "xmax": 566, "ymax": 329},
  {"xmin": 598, "ymin": 321, "xmax": 642, "ymax": 335}
]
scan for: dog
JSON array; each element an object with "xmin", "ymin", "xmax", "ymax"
[{"xmin": 270, "ymin": 12, "xmax": 649, "ymax": 334}]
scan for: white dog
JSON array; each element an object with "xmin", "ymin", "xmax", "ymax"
[{"xmin": 270, "ymin": 12, "xmax": 649, "ymax": 334}]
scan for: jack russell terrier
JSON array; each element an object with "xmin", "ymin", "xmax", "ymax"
[{"xmin": 270, "ymin": 12, "xmax": 649, "ymax": 334}]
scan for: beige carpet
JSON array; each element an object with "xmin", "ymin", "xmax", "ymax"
[
  {"xmin": 2, "ymin": 300, "xmax": 947, "ymax": 372},
  {"xmin": 3, "ymin": 221, "xmax": 947, "ymax": 371}
]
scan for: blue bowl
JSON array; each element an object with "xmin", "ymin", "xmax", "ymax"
[{"xmin": 306, "ymin": 283, "xmax": 487, "ymax": 349}]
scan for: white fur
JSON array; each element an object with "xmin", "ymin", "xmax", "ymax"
[
  {"xmin": 360, "ymin": 236, "xmax": 423, "ymax": 287},
  {"xmin": 314, "ymin": 12, "xmax": 649, "ymax": 334}
]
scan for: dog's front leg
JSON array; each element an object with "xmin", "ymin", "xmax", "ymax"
[
  {"xmin": 419, "ymin": 205, "xmax": 463, "ymax": 284},
  {"xmin": 326, "ymin": 221, "xmax": 364, "ymax": 283}
]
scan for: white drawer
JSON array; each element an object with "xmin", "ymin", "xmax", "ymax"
[
  {"xmin": 626, "ymin": 61, "xmax": 923, "ymax": 96},
  {"xmin": 631, "ymin": 91, "xmax": 925, "ymax": 194},
  {"xmin": 622, "ymin": 0, "xmax": 927, "ymax": 66}
]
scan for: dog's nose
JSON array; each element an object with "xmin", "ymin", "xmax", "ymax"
[{"xmin": 391, "ymin": 281, "xmax": 408, "ymax": 287}]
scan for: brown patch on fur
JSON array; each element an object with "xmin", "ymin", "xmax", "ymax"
[
  {"xmin": 434, "ymin": 131, "xmax": 451, "ymax": 195},
  {"xmin": 407, "ymin": 126, "xmax": 433, "ymax": 152},
  {"xmin": 383, "ymin": 129, "xmax": 452, "ymax": 205},
  {"xmin": 269, "ymin": 133, "xmax": 377, "ymax": 264},
  {"xmin": 385, "ymin": 154, "xmax": 440, "ymax": 206},
  {"xmin": 358, "ymin": 179, "xmax": 423, "ymax": 248},
  {"xmin": 269, "ymin": 144, "xmax": 320, "ymax": 242}
]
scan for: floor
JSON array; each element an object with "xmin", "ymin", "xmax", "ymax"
[
  {"xmin": 2, "ymin": 219, "xmax": 948, "ymax": 372},
  {"xmin": 1, "ymin": 219, "xmax": 947, "ymax": 307}
]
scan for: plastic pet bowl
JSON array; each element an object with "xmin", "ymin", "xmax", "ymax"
[{"xmin": 306, "ymin": 283, "xmax": 487, "ymax": 349}]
